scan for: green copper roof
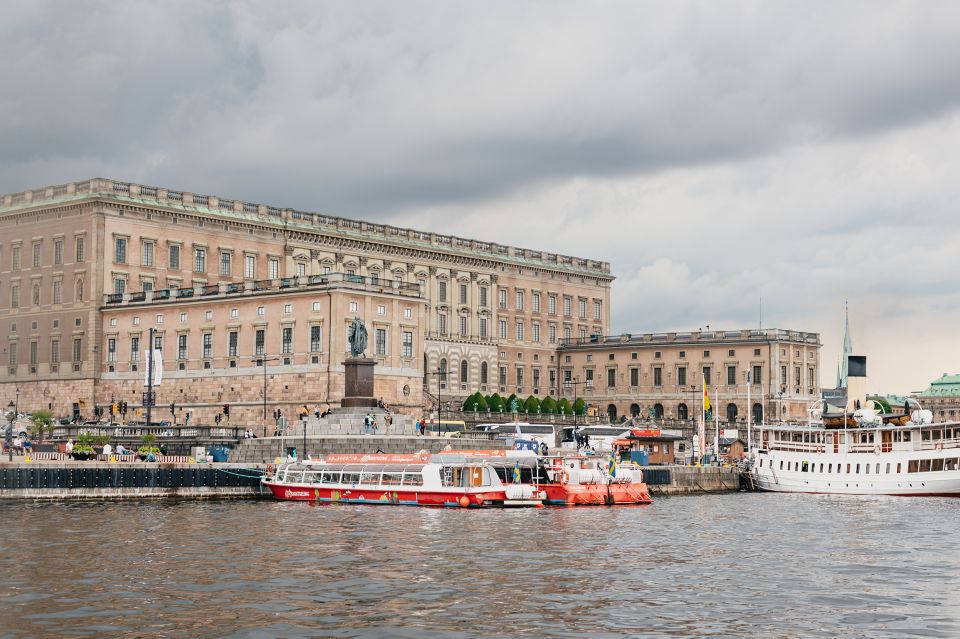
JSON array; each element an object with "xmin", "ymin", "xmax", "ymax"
[{"xmin": 917, "ymin": 373, "xmax": 960, "ymax": 397}]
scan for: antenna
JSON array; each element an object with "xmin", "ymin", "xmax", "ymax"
[{"xmin": 759, "ymin": 295, "xmax": 762, "ymax": 330}]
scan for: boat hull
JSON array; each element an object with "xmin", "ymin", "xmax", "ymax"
[
  {"xmin": 263, "ymin": 480, "xmax": 510, "ymax": 507},
  {"xmin": 542, "ymin": 482, "xmax": 652, "ymax": 505}
]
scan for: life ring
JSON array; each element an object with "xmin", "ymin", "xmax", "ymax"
[
  {"xmin": 874, "ymin": 445, "xmax": 881, "ymax": 455},
  {"xmin": 419, "ymin": 452, "xmax": 430, "ymax": 463}
]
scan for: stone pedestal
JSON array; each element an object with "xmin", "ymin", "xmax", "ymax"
[{"xmin": 341, "ymin": 357, "xmax": 378, "ymax": 408}]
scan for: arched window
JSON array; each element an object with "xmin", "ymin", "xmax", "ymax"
[
  {"xmin": 480, "ymin": 362, "xmax": 488, "ymax": 385},
  {"xmin": 727, "ymin": 403, "xmax": 738, "ymax": 424},
  {"xmin": 653, "ymin": 403, "xmax": 664, "ymax": 419},
  {"xmin": 630, "ymin": 403, "xmax": 641, "ymax": 417},
  {"xmin": 460, "ymin": 359, "xmax": 468, "ymax": 384},
  {"xmin": 439, "ymin": 358, "xmax": 447, "ymax": 375},
  {"xmin": 752, "ymin": 403, "xmax": 763, "ymax": 425},
  {"xmin": 607, "ymin": 404, "xmax": 618, "ymax": 422},
  {"xmin": 678, "ymin": 403, "xmax": 688, "ymax": 421},
  {"xmin": 76, "ymin": 279, "xmax": 84, "ymax": 301}
]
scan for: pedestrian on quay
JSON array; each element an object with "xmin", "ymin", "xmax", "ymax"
[
  {"xmin": 65, "ymin": 439, "xmax": 74, "ymax": 455},
  {"xmin": 364, "ymin": 413, "xmax": 373, "ymax": 435}
]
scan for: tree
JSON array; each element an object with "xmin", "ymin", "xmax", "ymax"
[
  {"xmin": 557, "ymin": 398, "xmax": 572, "ymax": 415},
  {"xmin": 573, "ymin": 398, "xmax": 586, "ymax": 416},
  {"xmin": 488, "ymin": 393, "xmax": 505, "ymax": 413},
  {"xmin": 29, "ymin": 409, "xmax": 55, "ymax": 444},
  {"xmin": 523, "ymin": 395, "xmax": 541, "ymax": 414},
  {"xmin": 463, "ymin": 393, "xmax": 489, "ymax": 412},
  {"xmin": 540, "ymin": 396, "xmax": 558, "ymax": 414}
]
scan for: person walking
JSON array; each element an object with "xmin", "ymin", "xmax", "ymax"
[{"xmin": 364, "ymin": 413, "xmax": 372, "ymax": 435}]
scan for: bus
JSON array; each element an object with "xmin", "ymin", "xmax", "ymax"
[{"xmin": 560, "ymin": 425, "xmax": 633, "ymax": 452}]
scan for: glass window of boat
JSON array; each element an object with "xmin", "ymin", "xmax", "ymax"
[
  {"xmin": 359, "ymin": 471, "xmax": 381, "ymax": 485},
  {"xmin": 875, "ymin": 463, "xmax": 880, "ymax": 474},
  {"xmin": 321, "ymin": 470, "xmax": 342, "ymax": 484},
  {"xmin": 947, "ymin": 459, "xmax": 959, "ymax": 471},
  {"xmin": 341, "ymin": 472, "xmax": 361, "ymax": 485},
  {"xmin": 828, "ymin": 464, "xmax": 833, "ymax": 473},
  {"xmin": 865, "ymin": 464, "xmax": 870, "ymax": 474},
  {"xmin": 401, "ymin": 472, "xmax": 423, "ymax": 486},
  {"xmin": 897, "ymin": 462, "xmax": 902, "ymax": 473},
  {"xmin": 886, "ymin": 463, "xmax": 891, "ymax": 474},
  {"xmin": 919, "ymin": 459, "xmax": 931, "ymax": 472},
  {"xmin": 908, "ymin": 460, "xmax": 919, "ymax": 473},
  {"xmin": 932, "ymin": 459, "xmax": 944, "ymax": 472},
  {"xmin": 801, "ymin": 462, "xmax": 809, "ymax": 472},
  {"xmin": 922, "ymin": 430, "xmax": 932, "ymax": 441}
]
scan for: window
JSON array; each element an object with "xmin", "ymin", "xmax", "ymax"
[
  {"xmin": 795, "ymin": 366, "xmax": 801, "ymax": 386},
  {"xmin": 348, "ymin": 301, "xmax": 358, "ymax": 313},
  {"xmin": 402, "ymin": 331, "xmax": 413, "ymax": 357},
  {"xmin": 654, "ymin": 368, "xmax": 662, "ymax": 386},
  {"xmin": 113, "ymin": 279, "xmax": 125, "ymax": 295},
  {"xmin": 154, "ymin": 335, "xmax": 163, "ymax": 351},
  {"xmin": 499, "ymin": 366, "xmax": 507, "ymax": 386},
  {"xmin": 516, "ymin": 321, "xmax": 524, "ymax": 341},
  {"xmin": 654, "ymin": 351, "xmax": 661, "ymax": 359},
  {"xmin": 564, "ymin": 296, "xmax": 572, "ymax": 316},
  {"xmin": 180, "ymin": 312, "xmax": 188, "ymax": 323},
  {"xmin": 585, "ymin": 369, "xmax": 594, "ymax": 387},
  {"xmin": 479, "ymin": 286, "xmax": 488, "ymax": 307},
  {"xmin": 499, "ymin": 289, "xmax": 507, "ymax": 309},
  {"xmin": 459, "ymin": 315, "xmax": 467, "ymax": 336},
  {"xmin": 532, "ymin": 292, "xmax": 541, "ymax": 312},
  {"xmin": 168, "ymin": 244, "xmax": 180, "ymax": 269},
  {"xmin": 255, "ymin": 329, "xmax": 265, "ymax": 356},
  {"xmin": 703, "ymin": 366, "xmax": 712, "ymax": 386},
  {"xmin": 51, "ymin": 339, "xmax": 60, "ymax": 364},
  {"xmin": 516, "ymin": 291, "xmax": 524, "ymax": 310},
  {"xmin": 269, "ymin": 258, "xmax": 279, "ymax": 279},
  {"xmin": 780, "ymin": 365, "xmax": 787, "ymax": 386},
  {"xmin": 578, "ymin": 299, "xmax": 586, "ymax": 318},
  {"xmin": 727, "ymin": 366, "xmax": 736, "ymax": 385},
  {"xmin": 194, "ymin": 248, "xmax": 206, "ymax": 273},
  {"xmin": 52, "ymin": 280, "xmax": 62, "ymax": 305},
  {"xmin": 114, "ymin": 238, "xmax": 127, "ymax": 264},
  {"xmin": 608, "ymin": 368, "xmax": 617, "ymax": 387},
  {"xmin": 630, "ymin": 368, "xmax": 639, "ymax": 386},
  {"xmin": 54, "ymin": 239, "xmax": 63, "ymax": 265},
  {"xmin": 142, "ymin": 241, "xmax": 154, "ymax": 267},
  {"xmin": 460, "ymin": 284, "xmax": 468, "ymax": 304},
  {"xmin": 296, "ymin": 262, "xmax": 305, "ymax": 277},
  {"xmin": 308, "ymin": 326, "xmax": 321, "ymax": 352},
  {"xmin": 375, "ymin": 328, "xmax": 386, "ymax": 355},
  {"xmin": 11, "ymin": 246, "xmax": 20, "ymax": 270},
  {"xmin": 142, "ymin": 280, "xmax": 154, "ymax": 292},
  {"xmin": 754, "ymin": 348, "xmax": 761, "ymax": 356},
  {"xmin": 728, "ymin": 349, "xmax": 735, "ymax": 357},
  {"xmin": 439, "ymin": 280, "xmax": 447, "ymax": 302},
  {"xmin": 439, "ymin": 313, "xmax": 447, "ymax": 335},
  {"xmin": 479, "ymin": 317, "xmax": 488, "ymax": 338},
  {"xmin": 32, "ymin": 242, "xmax": 41, "ymax": 268},
  {"xmin": 533, "ymin": 323, "xmax": 540, "ymax": 343},
  {"xmin": 156, "ymin": 314, "xmax": 164, "ymax": 323},
  {"xmin": 205, "ymin": 310, "xmax": 212, "ymax": 321},
  {"xmin": 282, "ymin": 327, "xmax": 293, "ymax": 354},
  {"xmin": 284, "ymin": 303, "xmax": 293, "ymax": 314},
  {"xmin": 203, "ymin": 333, "xmax": 212, "ymax": 359},
  {"xmin": 175, "ymin": 334, "xmax": 187, "ymax": 360},
  {"xmin": 548, "ymin": 295, "xmax": 557, "ymax": 315},
  {"xmin": 753, "ymin": 365, "xmax": 762, "ymax": 384},
  {"xmin": 75, "ymin": 279, "xmax": 83, "ymax": 302},
  {"xmin": 403, "ymin": 308, "xmax": 412, "ymax": 319},
  {"xmin": 549, "ymin": 324, "xmax": 556, "ymax": 344},
  {"xmin": 377, "ymin": 305, "xmax": 385, "ymax": 316},
  {"xmin": 229, "ymin": 331, "xmax": 239, "ymax": 357},
  {"xmin": 516, "ymin": 367, "xmax": 524, "ymax": 388},
  {"xmin": 594, "ymin": 300, "xmax": 601, "ymax": 320},
  {"xmin": 257, "ymin": 306, "xmax": 265, "ymax": 316},
  {"xmin": 245, "ymin": 255, "xmax": 255, "ymax": 278},
  {"xmin": 7, "ymin": 344, "xmax": 16, "ymax": 367},
  {"xmin": 75, "ymin": 237, "xmax": 84, "ymax": 262},
  {"xmin": 563, "ymin": 326, "xmax": 572, "ymax": 341},
  {"xmin": 808, "ymin": 367, "xmax": 815, "ymax": 387},
  {"xmin": 579, "ymin": 327, "xmax": 587, "ymax": 339},
  {"xmin": 220, "ymin": 252, "xmax": 232, "ymax": 276},
  {"xmin": 72, "ymin": 338, "xmax": 82, "ymax": 362},
  {"xmin": 498, "ymin": 320, "xmax": 507, "ymax": 339}
]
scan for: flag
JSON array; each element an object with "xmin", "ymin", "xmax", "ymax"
[
  {"xmin": 608, "ymin": 454, "xmax": 617, "ymax": 478},
  {"xmin": 703, "ymin": 387, "xmax": 711, "ymax": 413},
  {"xmin": 513, "ymin": 462, "xmax": 521, "ymax": 484}
]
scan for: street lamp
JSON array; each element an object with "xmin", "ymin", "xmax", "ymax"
[
  {"xmin": 6, "ymin": 400, "xmax": 14, "ymax": 462},
  {"xmin": 256, "ymin": 354, "xmax": 282, "ymax": 426},
  {"xmin": 427, "ymin": 368, "xmax": 447, "ymax": 436},
  {"xmin": 777, "ymin": 389, "xmax": 785, "ymax": 424}
]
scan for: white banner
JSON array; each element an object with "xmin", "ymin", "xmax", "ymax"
[
  {"xmin": 143, "ymin": 349, "xmax": 163, "ymax": 386},
  {"xmin": 721, "ymin": 428, "xmax": 738, "ymax": 439}
]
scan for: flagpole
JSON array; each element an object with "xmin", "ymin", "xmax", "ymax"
[
  {"xmin": 714, "ymin": 384, "xmax": 720, "ymax": 464},
  {"xmin": 746, "ymin": 370, "xmax": 751, "ymax": 456}
]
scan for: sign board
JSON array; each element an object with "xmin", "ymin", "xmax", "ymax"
[
  {"xmin": 721, "ymin": 429, "xmax": 738, "ymax": 439},
  {"xmin": 631, "ymin": 429, "xmax": 662, "ymax": 438},
  {"xmin": 143, "ymin": 350, "xmax": 163, "ymax": 386}
]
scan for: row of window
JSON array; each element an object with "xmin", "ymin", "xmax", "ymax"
[
  {"xmin": 491, "ymin": 289, "xmax": 602, "ymax": 320},
  {"xmin": 7, "ymin": 279, "xmax": 84, "ymax": 308},
  {"xmin": 286, "ymin": 470, "xmax": 425, "ymax": 487},
  {"xmin": 5, "ymin": 237, "xmax": 84, "ymax": 271},
  {"xmin": 6, "ymin": 338, "xmax": 83, "ymax": 366},
  {"xmin": 767, "ymin": 458, "xmax": 960, "ymax": 474},
  {"xmin": 115, "ymin": 237, "xmax": 284, "ymax": 278}
]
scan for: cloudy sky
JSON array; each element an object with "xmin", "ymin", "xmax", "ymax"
[{"xmin": 3, "ymin": 1, "xmax": 959, "ymax": 394}]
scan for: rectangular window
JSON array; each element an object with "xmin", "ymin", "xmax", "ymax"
[
  {"xmin": 516, "ymin": 291, "xmax": 524, "ymax": 310},
  {"xmin": 459, "ymin": 316, "xmax": 468, "ymax": 337},
  {"xmin": 460, "ymin": 284, "xmax": 467, "ymax": 304},
  {"xmin": 808, "ymin": 367, "xmax": 815, "ymax": 387},
  {"xmin": 244, "ymin": 255, "xmax": 255, "ymax": 278},
  {"xmin": 780, "ymin": 365, "xmax": 787, "ymax": 386},
  {"xmin": 703, "ymin": 366, "xmax": 712, "ymax": 386},
  {"xmin": 168, "ymin": 244, "xmax": 180, "ymax": 269},
  {"xmin": 297, "ymin": 262, "xmax": 305, "ymax": 277},
  {"xmin": 33, "ymin": 242, "xmax": 41, "ymax": 268},
  {"xmin": 479, "ymin": 317, "xmax": 488, "ymax": 339},
  {"xmin": 548, "ymin": 295, "xmax": 557, "ymax": 315},
  {"xmin": 178, "ymin": 334, "xmax": 187, "ymax": 360},
  {"xmin": 269, "ymin": 258, "xmax": 279, "ymax": 279},
  {"xmin": 533, "ymin": 292, "xmax": 540, "ymax": 312},
  {"xmin": 532, "ymin": 322, "xmax": 540, "ymax": 343},
  {"xmin": 54, "ymin": 239, "xmax": 63, "ymax": 265},
  {"xmin": 281, "ymin": 327, "xmax": 293, "ymax": 354},
  {"xmin": 753, "ymin": 365, "xmax": 762, "ymax": 384},
  {"xmin": 255, "ymin": 329, "xmax": 265, "ymax": 356},
  {"xmin": 727, "ymin": 366, "xmax": 736, "ymax": 385},
  {"xmin": 549, "ymin": 324, "xmax": 556, "ymax": 344},
  {"xmin": 499, "ymin": 320, "xmax": 507, "ymax": 339},
  {"xmin": 12, "ymin": 246, "xmax": 20, "ymax": 270},
  {"xmin": 630, "ymin": 368, "xmax": 639, "ymax": 386},
  {"xmin": 438, "ymin": 280, "xmax": 447, "ymax": 302},
  {"xmin": 608, "ymin": 368, "xmax": 617, "ymax": 388},
  {"xmin": 499, "ymin": 366, "xmax": 507, "ymax": 386},
  {"xmin": 563, "ymin": 326, "xmax": 571, "ymax": 341},
  {"xmin": 115, "ymin": 238, "xmax": 127, "ymax": 264},
  {"xmin": 194, "ymin": 248, "xmax": 206, "ymax": 273},
  {"xmin": 678, "ymin": 366, "xmax": 687, "ymax": 386},
  {"xmin": 578, "ymin": 299, "xmax": 586, "ymax": 318},
  {"xmin": 141, "ymin": 280, "xmax": 153, "ymax": 292},
  {"xmin": 516, "ymin": 321, "xmax": 524, "ymax": 341},
  {"xmin": 8, "ymin": 344, "xmax": 16, "ymax": 366},
  {"xmin": 516, "ymin": 366, "xmax": 524, "ymax": 388},
  {"xmin": 375, "ymin": 328, "xmax": 386, "ymax": 355},
  {"xmin": 202, "ymin": 333, "xmax": 212, "ymax": 359},
  {"xmin": 439, "ymin": 313, "xmax": 447, "ymax": 335},
  {"xmin": 499, "ymin": 289, "xmax": 507, "ymax": 309},
  {"xmin": 29, "ymin": 341, "xmax": 38, "ymax": 365},
  {"xmin": 654, "ymin": 368, "xmax": 662, "ymax": 386},
  {"xmin": 73, "ymin": 338, "xmax": 82, "ymax": 362},
  {"xmin": 794, "ymin": 366, "xmax": 801, "ymax": 386},
  {"xmin": 114, "ymin": 278, "xmax": 126, "ymax": 295},
  {"xmin": 220, "ymin": 252, "xmax": 232, "ymax": 276},
  {"xmin": 51, "ymin": 339, "xmax": 60, "ymax": 364},
  {"xmin": 154, "ymin": 335, "xmax": 163, "ymax": 351},
  {"xmin": 564, "ymin": 296, "xmax": 572, "ymax": 316},
  {"xmin": 142, "ymin": 241, "xmax": 154, "ymax": 267},
  {"xmin": 585, "ymin": 369, "xmax": 594, "ymax": 387},
  {"xmin": 479, "ymin": 287, "xmax": 488, "ymax": 307},
  {"xmin": 402, "ymin": 331, "xmax": 413, "ymax": 357},
  {"xmin": 52, "ymin": 280, "xmax": 62, "ymax": 305},
  {"xmin": 594, "ymin": 300, "xmax": 601, "ymax": 320},
  {"xmin": 229, "ymin": 331, "xmax": 239, "ymax": 357},
  {"xmin": 75, "ymin": 237, "xmax": 84, "ymax": 262}
]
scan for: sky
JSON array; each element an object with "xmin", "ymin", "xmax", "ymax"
[{"xmin": 2, "ymin": 0, "xmax": 959, "ymax": 395}]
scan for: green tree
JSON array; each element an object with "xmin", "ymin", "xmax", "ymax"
[
  {"xmin": 573, "ymin": 398, "xmax": 586, "ymax": 416},
  {"xmin": 464, "ymin": 393, "xmax": 489, "ymax": 412},
  {"xmin": 523, "ymin": 395, "xmax": 541, "ymax": 414},
  {"xmin": 488, "ymin": 393, "xmax": 505, "ymax": 413},
  {"xmin": 540, "ymin": 396, "xmax": 558, "ymax": 414},
  {"xmin": 558, "ymin": 398, "xmax": 572, "ymax": 415},
  {"xmin": 29, "ymin": 409, "xmax": 55, "ymax": 444}
]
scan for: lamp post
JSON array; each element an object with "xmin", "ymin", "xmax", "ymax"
[
  {"xmin": 777, "ymin": 390, "xmax": 785, "ymax": 424},
  {"xmin": 6, "ymin": 400, "xmax": 14, "ymax": 462},
  {"xmin": 256, "ymin": 354, "xmax": 281, "ymax": 428},
  {"xmin": 428, "ymin": 368, "xmax": 447, "ymax": 436}
]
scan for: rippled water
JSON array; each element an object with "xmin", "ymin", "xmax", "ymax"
[{"xmin": 0, "ymin": 494, "xmax": 958, "ymax": 638}]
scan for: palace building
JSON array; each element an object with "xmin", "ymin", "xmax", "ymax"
[{"xmin": 0, "ymin": 178, "xmax": 612, "ymax": 428}]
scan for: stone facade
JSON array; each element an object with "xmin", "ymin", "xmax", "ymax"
[
  {"xmin": 0, "ymin": 178, "xmax": 612, "ymax": 427},
  {"xmin": 914, "ymin": 373, "xmax": 960, "ymax": 422}
]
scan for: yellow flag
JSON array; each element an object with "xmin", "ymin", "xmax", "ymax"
[{"xmin": 703, "ymin": 387, "xmax": 711, "ymax": 413}]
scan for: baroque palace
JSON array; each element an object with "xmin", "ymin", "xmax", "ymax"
[{"xmin": 0, "ymin": 178, "xmax": 612, "ymax": 427}]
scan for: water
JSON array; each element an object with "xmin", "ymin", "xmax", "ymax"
[{"xmin": 0, "ymin": 494, "xmax": 958, "ymax": 638}]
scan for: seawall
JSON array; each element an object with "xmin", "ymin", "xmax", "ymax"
[{"xmin": 643, "ymin": 465, "xmax": 742, "ymax": 495}]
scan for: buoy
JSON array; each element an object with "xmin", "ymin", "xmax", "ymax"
[{"xmin": 459, "ymin": 495, "xmax": 470, "ymax": 508}]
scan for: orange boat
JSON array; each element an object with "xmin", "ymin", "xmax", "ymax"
[{"xmin": 540, "ymin": 455, "xmax": 652, "ymax": 505}]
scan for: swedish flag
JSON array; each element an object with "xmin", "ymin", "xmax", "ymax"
[
  {"xmin": 513, "ymin": 462, "xmax": 521, "ymax": 484},
  {"xmin": 608, "ymin": 455, "xmax": 617, "ymax": 478}
]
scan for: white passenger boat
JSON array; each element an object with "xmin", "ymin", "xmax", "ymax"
[{"xmin": 751, "ymin": 408, "xmax": 960, "ymax": 496}]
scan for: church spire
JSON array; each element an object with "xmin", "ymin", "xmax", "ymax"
[{"xmin": 840, "ymin": 300, "xmax": 853, "ymax": 388}]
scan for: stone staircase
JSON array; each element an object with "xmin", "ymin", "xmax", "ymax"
[{"xmin": 303, "ymin": 408, "xmax": 417, "ymax": 436}]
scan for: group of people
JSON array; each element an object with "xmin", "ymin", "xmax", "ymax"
[
  {"xmin": 3, "ymin": 436, "xmax": 33, "ymax": 456},
  {"xmin": 242, "ymin": 429, "xmax": 259, "ymax": 439}
]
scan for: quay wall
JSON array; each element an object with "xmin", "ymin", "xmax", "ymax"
[{"xmin": 644, "ymin": 465, "xmax": 741, "ymax": 495}]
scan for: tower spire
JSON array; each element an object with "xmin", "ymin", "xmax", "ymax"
[{"xmin": 840, "ymin": 300, "xmax": 853, "ymax": 388}]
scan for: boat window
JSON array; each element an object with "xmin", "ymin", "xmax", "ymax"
[
  {"xmin": 908, "ymin": 460, "xmax": 919, "ymax": 473},
  {"xmin": 380, "ymin": 472, "xmax": 403, "ymax": 485},
  {"xmin": 865, "ymin": 464, "xmax": 870, "ymax": 474},
  {"xmin": 922, "ymin": 430, "xmax": 931, "ymax": 441},
  {"xmin": 886, "ymin": 463, "xmax": 891, "ymax": 474},
  {"xmin": 846, "ymin": 464, "xmax": 851, "ymax": 474},
  {"xmin": 341, "ymin": 472, "xmax": 361, "ymax": 485},
  {"xmin": 875, "ymin": 463, "xmax": 880, "ymax": 474},
  {"xmin": 359, "ymin": 472, "xmax": 381, "ymax": 485},
  {"xmin": 932, "ymin": 459, "xmax": 944, "ymax": 472},
  {"xmin": 401, "ymin": 472, "xmax": 423, "ymax": 486},
  {"xmin": 801, "ymin": 462, "xmax": 809, "ymax": 472},
  {"xmin": 467, "ymin": 466, "xmax": 484, "ymax": 487},
  {"xmin": 321, "ymin": 471, "xmax": 341, "ymax": 484},
  {"xmin": 946, "ymin": 459, "xmax": 959, "ymax": 471},
  {"xmin": 932, "ymin": 430, "xmax": 942, "ymax": 441},
  {"xmin": 903, "ymin": 431, "xmax": 911, "ymax": 442},
  {"xmin": 828, "ymin": 464, "xmax": 832, "ymax": 473},
  {"xmin": 919, "ymin": 459, "xmax": 931, "ymax": 473},
  {"xmin": 819, "ymin": 464, "xmax": 824, "ymax": 473},
  {"xmin": 855, "ymin": 464, "xmax": 860, "ymax": 474},
  {"xmin": 897, "ymin": 463, "xmax": 902, "ymax": 473},
  {"xmin": 779, "ymin": 460, "xmax": 784, "ymax": 470},
  {"xmin": 303, "ymin": 472, "xmax": 319, "ymax": 484}
]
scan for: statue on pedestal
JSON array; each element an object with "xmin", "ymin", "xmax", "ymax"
[{"xmin": 348, "ymin": 317, "xmax": 368, "ymax": 357}]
